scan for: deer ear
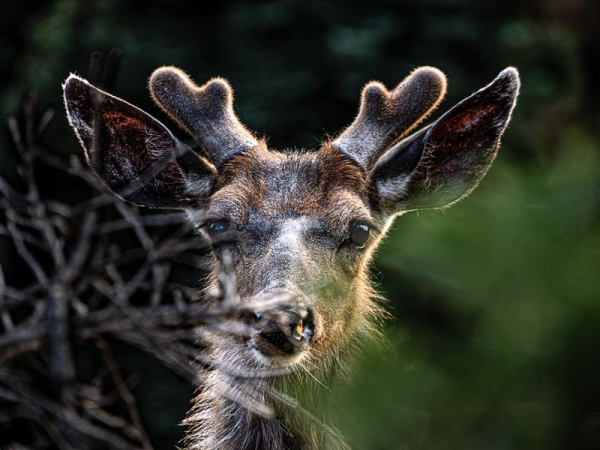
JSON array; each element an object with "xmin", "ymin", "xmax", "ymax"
[
  {"xmin": 371, "ymin": 68, "xmax": 520, "ymax": 214},
  {"xmin": 63, "ymin": 74, "xmax": 215, "ymax": 209}
]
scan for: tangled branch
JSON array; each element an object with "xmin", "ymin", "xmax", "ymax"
[{"xmin": 0, "ymin": 89, "xmax": 248, "ymax": 448}]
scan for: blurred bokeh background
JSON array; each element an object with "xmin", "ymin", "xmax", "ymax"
[{"xmin": 1, "ymin": 0, "xmax": 599, "ymax": 449}]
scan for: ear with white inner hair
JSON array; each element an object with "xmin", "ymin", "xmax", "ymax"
[
  {"xmin": 63, "ymin": 74, "xmax": 216, "ymax": 209},
  {"xmin": 370, "ymin": 67, "xmax": 520, "ymax": 215}
]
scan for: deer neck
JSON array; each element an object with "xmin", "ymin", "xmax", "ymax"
[{"xmin": 183, "ymin": 365, "xmax": 338, "ymax": 450}]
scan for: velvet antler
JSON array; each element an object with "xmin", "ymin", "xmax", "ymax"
[
  {"xmin": 149, "ymin": 67, "xmax": 258, "ymax": 167},
  {"xmin": 333, "ymin": 67, "xmax": 447, "ymax": 170}
]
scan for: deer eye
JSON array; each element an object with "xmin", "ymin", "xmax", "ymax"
[
  {"xmin": 349, "ymin": 223, "xmax": 369, "ymax": 248},
  {"xmin": 207, "ymin": 219, "xmax": 229, "ymax": 236}
]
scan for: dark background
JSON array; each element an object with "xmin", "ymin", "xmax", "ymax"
[{"xmin": 1, "ymin": 0, "xmax": 599, "ymax": 449}]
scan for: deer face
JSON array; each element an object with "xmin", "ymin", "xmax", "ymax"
[
  {"xmin": 63, "ymin": 66, "xmax": 519, "ymax": 372},
  {"xmin": 200, "ymin": 145, "xmax": 379, "ymax": 368}
]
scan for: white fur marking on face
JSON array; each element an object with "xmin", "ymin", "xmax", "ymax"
[
  {"xmin": 263, "ymin": 217, "xmax": 315, "ymax": 292},
  {"xmin": 275, "ymin": 217, "xmax": 311, "ymax": 251},
  {"xmin": 249, "ymin": 340, "xmax": 305, "ymax": 368}
]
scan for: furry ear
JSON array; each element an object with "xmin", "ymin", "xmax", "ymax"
[
  {"xmin": 63, "ymin": 74, "xmax": 215, "ymax": 209},
  {"xmin": 371, "ymin": 68, "xmax": 520, "ymax": 214}
]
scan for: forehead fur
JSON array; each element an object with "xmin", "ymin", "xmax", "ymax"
[{"xmin": 212, "ymin": 142, "xmax": 369, "ymax": 221}]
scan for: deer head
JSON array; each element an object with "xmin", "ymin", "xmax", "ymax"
[{"xmin": 63, "ymin": 65, "xmax": 519, "ymax": 448}]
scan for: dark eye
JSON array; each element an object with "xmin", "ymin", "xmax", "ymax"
[
  {"xmin": 207, "ymin": 219, "xmax": 229, "ymax": 236},
  {"xmin": 349, "ymin": 223, "xmax": 369, "ymax": 248}
]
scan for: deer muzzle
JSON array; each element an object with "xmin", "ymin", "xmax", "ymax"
[{"xmin": 251, "ymin": 305, "xmax": 316, "ymax": 357}]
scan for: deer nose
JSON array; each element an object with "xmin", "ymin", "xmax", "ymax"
[{"xmin": 253, "ymin": 307, "xmax": 315, "ymax": 355}]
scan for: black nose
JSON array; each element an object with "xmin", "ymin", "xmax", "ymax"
[{"xmin": 254, "ymin": 307, "xmax": 315, "ymax": 355}]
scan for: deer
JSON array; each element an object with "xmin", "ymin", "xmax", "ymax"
[{"xmin": 63, "ymin": 64, "xmax": 520, "ymax": 449}]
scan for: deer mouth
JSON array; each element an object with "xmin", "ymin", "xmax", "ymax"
[{"xmin": 248, "ymin": 307, "xmax": 316, "ymax": 360}]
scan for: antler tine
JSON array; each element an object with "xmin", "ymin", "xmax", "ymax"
[
  {"xmin": 149, "ymin": 67, "xmax": 258, "ymax": 167},
  {"xmin": 333, "ymin": 67, "xmax": 447, "ymax": 170}
]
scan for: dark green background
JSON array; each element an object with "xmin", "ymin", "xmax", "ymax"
[{"xmin": 1, "ymin": 1, "xmax": 599, "ymax": 449}]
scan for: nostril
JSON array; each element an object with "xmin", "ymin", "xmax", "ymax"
[
  {"xmin": 292, "ymin": 318, "xmax": 304, "ymax": 341},
  {"xmin": 254, "ymin": 306, "xmax": 315, "ymax": 355},
  {"xmin": 289, "ymin": 308, "xmax": 315, "ymax": 343}
]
